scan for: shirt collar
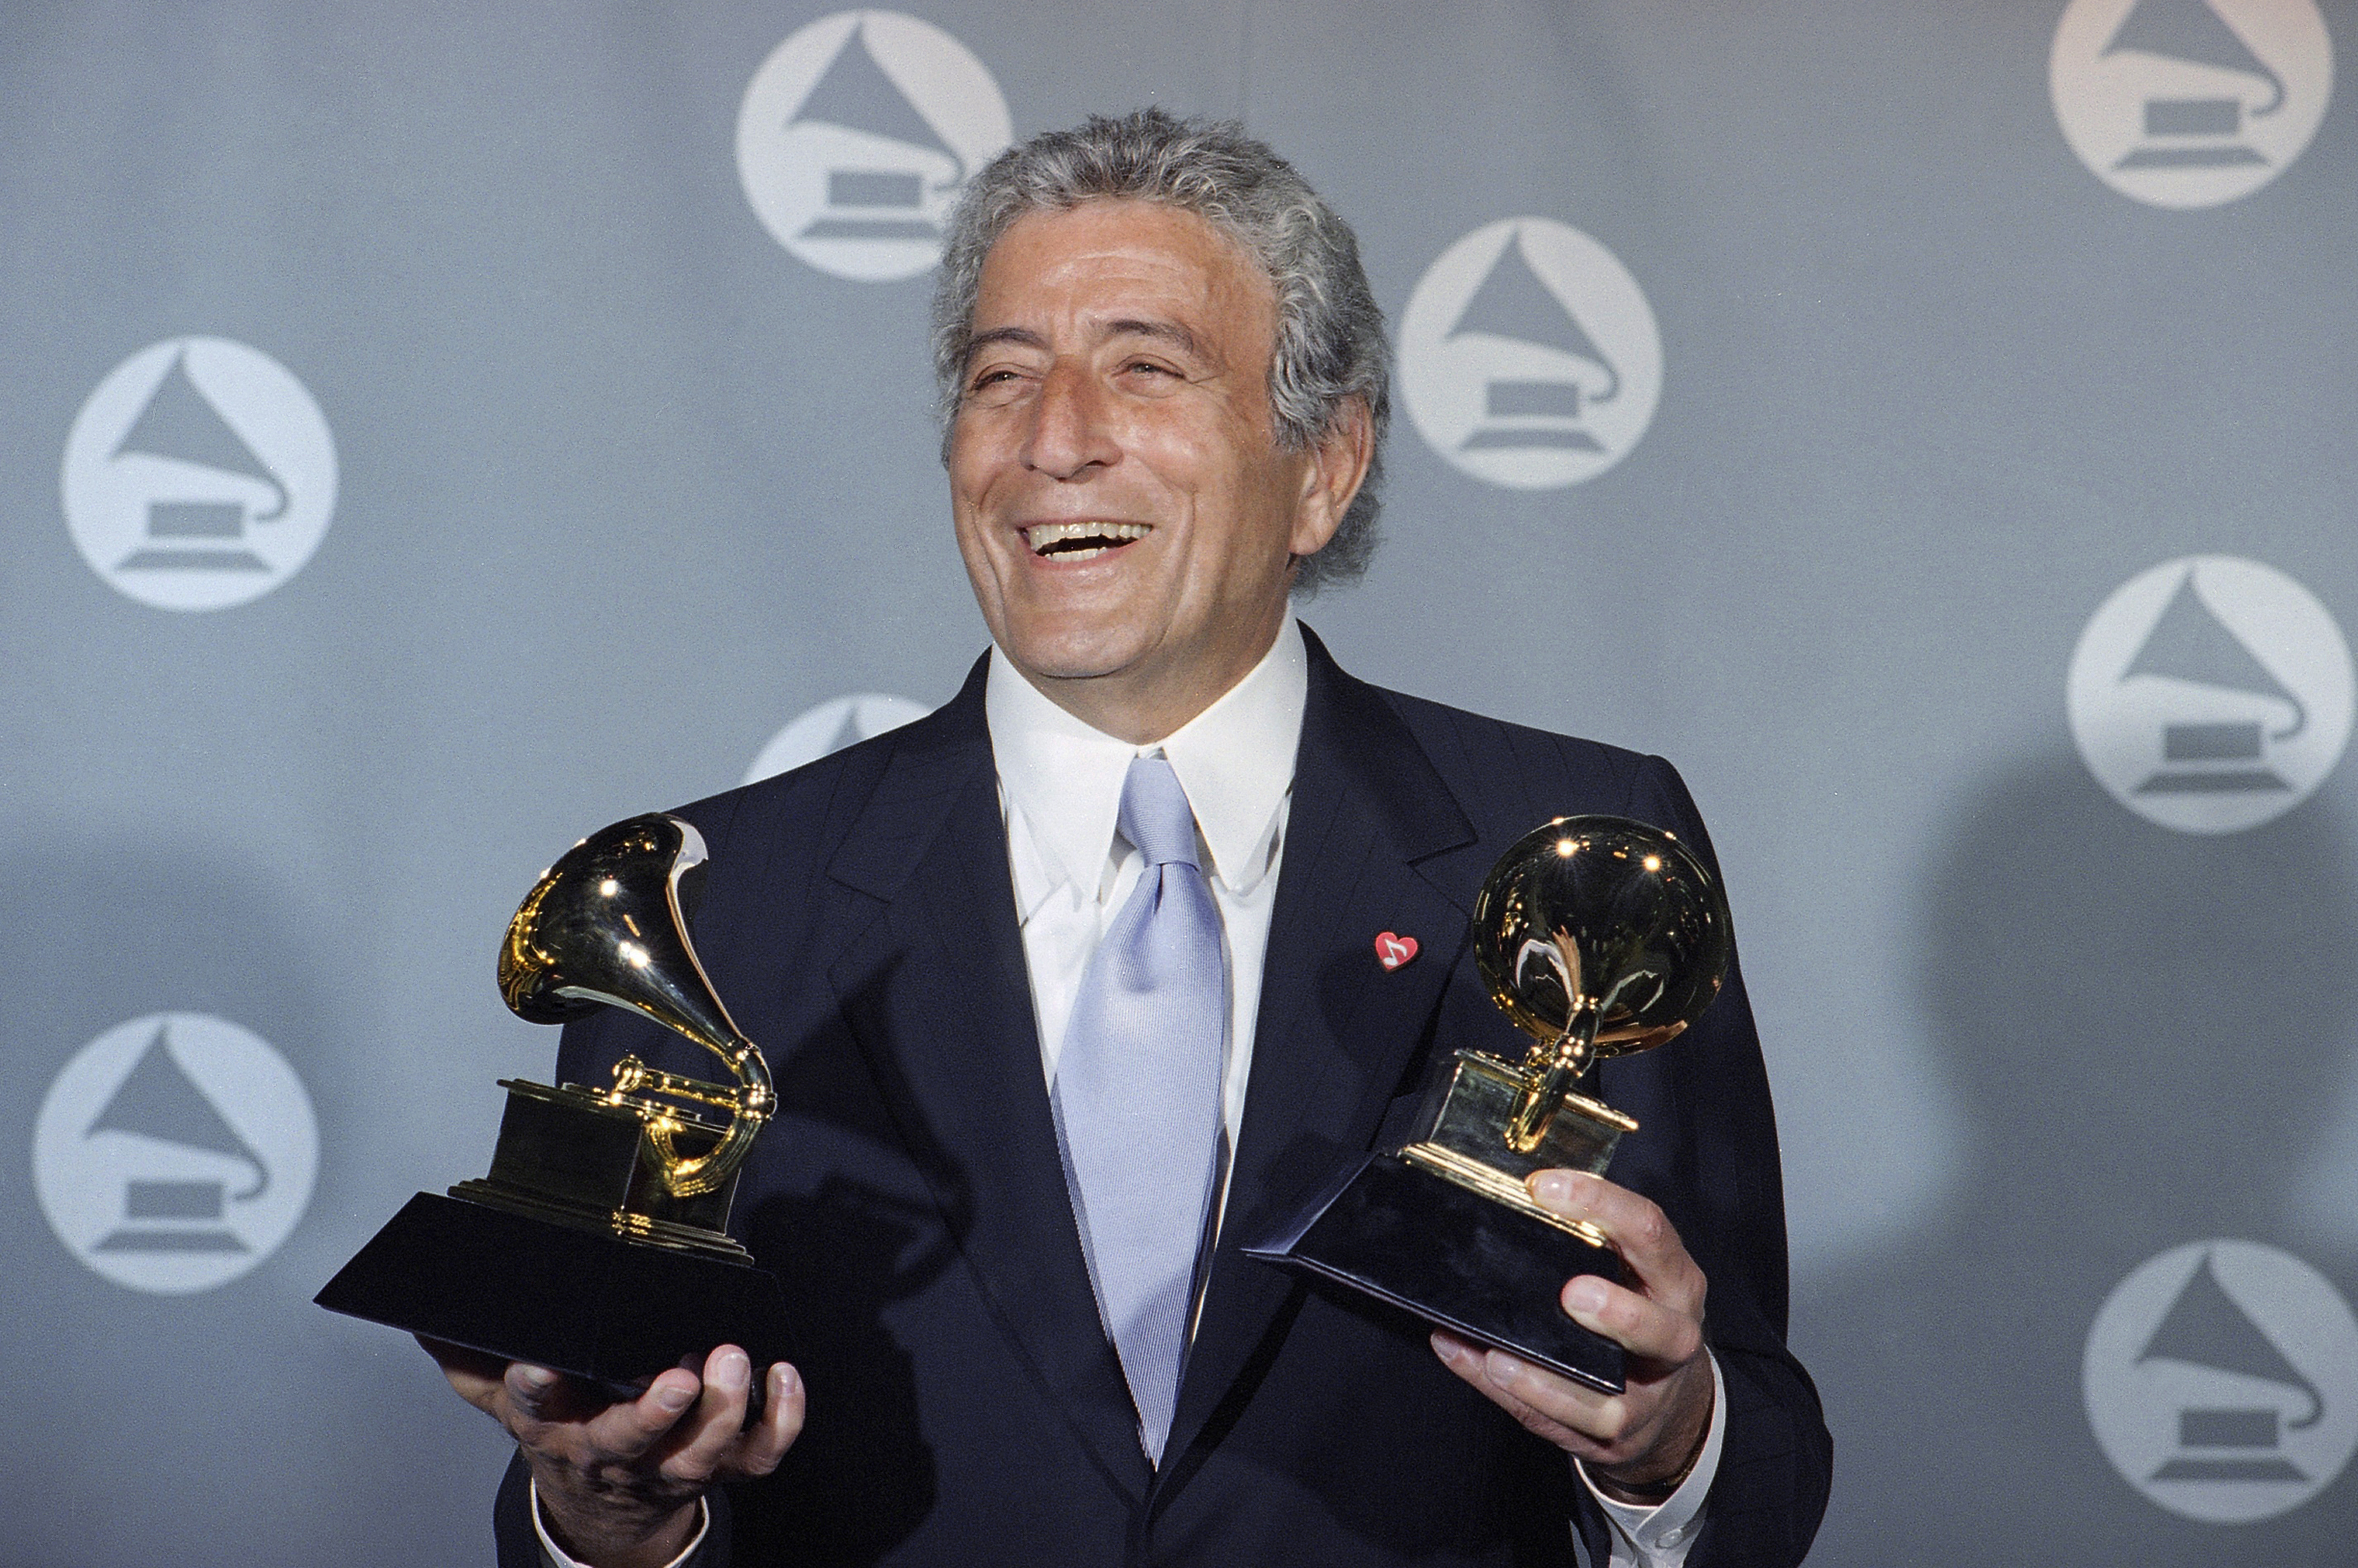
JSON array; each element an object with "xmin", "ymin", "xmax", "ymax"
[{"xmin": 986, "ymin": 612, "xmax": 1308, "ymax": 908}]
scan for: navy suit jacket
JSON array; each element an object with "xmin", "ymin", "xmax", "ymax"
[{"xmin": 496, "ymin": 626, "xmax": 1830, "ymax": 1567}]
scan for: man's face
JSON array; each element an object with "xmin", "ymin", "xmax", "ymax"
[{"xmin": 948, "ymin": 199, "xmax": 1356, "ymax": 733}]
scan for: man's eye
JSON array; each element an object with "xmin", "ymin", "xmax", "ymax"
[{"xmin": 1122, "ymin": 360, "xmax": 1179, "ymax": 379}]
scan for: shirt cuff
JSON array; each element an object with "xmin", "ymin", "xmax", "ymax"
[
  {"xmin": 532, "ymin": 1478, "xmax": 711, "ymax": 1568},
  {"xmin": 1574, "ymin": 1348, "xmax": 1726, "ymax": 1566}
]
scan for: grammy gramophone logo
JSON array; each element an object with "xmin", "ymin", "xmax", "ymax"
[
  {"xmin": 744, "ymin": 692, "xmax": 932, "ymax": 785},
  {"xmin": 33, "ymin": 1014, "xmax": 319, "ymax": 1294},
  {"xmin": 1399, "ymin": 218, "xmax": 1662, "ymax": 491},
  {"xmin": 2051, "ymin": 0, "xmax": 2333, "ymax": 209},
  {"xmin": 736, "ymin": 10, "xmax": 1012, "ymax": 282},
  {"xmin": 2068, "ymin": 556, "xmax": 2353, "ymax": 834},
  {"xmin": 61, "ymin": 338, "xmax": 337, "ymax": 611},
  {"xmin": 2084, "ymin": 1240, "xmax": 2358, "ymax": 1521}
]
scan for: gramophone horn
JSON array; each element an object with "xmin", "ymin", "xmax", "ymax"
[
  {"xmin": 498, "ymin": 813, "xmax": 774, "ymax": 1197},
  {"xmin": 1471, "ymin": 815, "xmax": 1732, "ymax": 1154}
]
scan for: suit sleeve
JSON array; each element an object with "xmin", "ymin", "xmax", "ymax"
[
  {"xmin": 496, "ymin": 1451, "xmax": 738, "ymax": 1568},
  {"xmin": 1590, "ymin": 756, "xmax": 1832, "ymax": 1568}
]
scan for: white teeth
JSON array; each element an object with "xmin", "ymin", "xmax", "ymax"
[{"xmin": 1025, "ymin": 521, "xmax": 1150, "ymax": 557}]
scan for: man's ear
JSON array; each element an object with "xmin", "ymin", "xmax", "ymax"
[{"xmin": 1289, "ymin": 396, "xmax": 1374, "ymax": 557}]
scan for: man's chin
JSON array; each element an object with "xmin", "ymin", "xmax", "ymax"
[
  {"xmin": 994, "ymin": 624, "xmax": 1157, "ymax": 687},
  {"xmin": 1009, "ymin": 653, "xmax": 1140, "ymax": 687}
]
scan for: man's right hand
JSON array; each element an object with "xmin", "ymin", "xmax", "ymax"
[{"xmin": 422, "ymin": 1337, "xmax": 804, "ymax": 1568}]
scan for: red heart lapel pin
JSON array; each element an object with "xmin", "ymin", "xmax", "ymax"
[{"xmin": 1374, "ymin": 931, "xmax": 1419, "ymax": 971}]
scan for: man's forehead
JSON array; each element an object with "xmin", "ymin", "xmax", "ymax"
[{"xmin": 970, "ymin": 199, "xmax": 1276, "ymax": 330}]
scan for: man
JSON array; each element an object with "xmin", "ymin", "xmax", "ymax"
[{"xmin": 431, "ymin": 109, "xmax": 1830, "ymax": 1567}]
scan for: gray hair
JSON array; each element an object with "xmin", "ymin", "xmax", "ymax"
[{"xmin": 931, "ymin": 108, "xmax": 1390, "ymax": 595}]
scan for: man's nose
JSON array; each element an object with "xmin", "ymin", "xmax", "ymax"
[{"xmin": 1021, "ymin": 363, "xmax": 1120, "ymax": 480}]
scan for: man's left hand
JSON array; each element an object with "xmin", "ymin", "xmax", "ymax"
[{"xmin": 1431, "ymin": 1169, "xmax": 1713, "ymax": 1501}]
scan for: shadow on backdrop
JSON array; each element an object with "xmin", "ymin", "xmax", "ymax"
[{"xmin": 1800, "ymin": 754, "xmax": 2358, "ymax": 1567}]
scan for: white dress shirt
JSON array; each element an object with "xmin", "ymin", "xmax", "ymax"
[
  {"xmin": 986, "ymin": 611, "xmax": 1307, "ymax": 1171},
  {"xmin": 540, "ymin": 614, "xmax": 1719, "ymax": 1568},
  {"xmin": 1584, "ymin": 1353, "xmax": 1726, "ymax": 1568}
]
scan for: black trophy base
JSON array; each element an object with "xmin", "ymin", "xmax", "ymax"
[
  {"xmin": 316, "ymin": 1192, "xmax": 790, "ymax": 1393},
  {"xmin": 1243, "ymin": 1152, "xmax": 1626, "ymax": 1393}
]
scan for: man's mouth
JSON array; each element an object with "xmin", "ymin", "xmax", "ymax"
[{"xmin": 1023, "ymin": 521, "xmax": 1150, "ymax": 562}]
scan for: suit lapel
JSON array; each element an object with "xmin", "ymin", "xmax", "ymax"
[
  {"xmin": 824, "ymin": 658, "xmax": 1153, "ymax": 1504},
  {"xmin": 1158, "ymin": 629, "xmax": 1478, "ymax": 1486}
]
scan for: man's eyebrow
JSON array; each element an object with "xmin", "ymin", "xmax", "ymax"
[
  {"xmin": 1100, "ymin": 318, "xmax": 1208, "ymax": 360},
  {"xmin": 963, "ymin": 325, "xmax": 1049, "ymax": 366},
  {"xmin": 961, "ymin": 318, "xmax": 1212, "ymax": 369}
]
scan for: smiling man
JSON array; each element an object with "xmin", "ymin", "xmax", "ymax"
[
  {"xmin": 946, "ymin": 196, "xmax": 1366, "ymax": 745},
  {"xmin": 442, "ymin": 109, "xmax": 1829, "ymax": 1568}
]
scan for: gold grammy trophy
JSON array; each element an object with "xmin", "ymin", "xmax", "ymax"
[
  {"xmin": 1247, "ymin": 815, "xmax": 1731, "ymax": 1392},
  {"xmin": 317, "ymin": 814, "xmax": 791, "ymax": 1390}
]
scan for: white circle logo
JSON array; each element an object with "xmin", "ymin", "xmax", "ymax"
[
  {"xmin": 2068, "ymin": 556, "xmax": 2352, "ymax": 834},
  {"xmin": 1399, "ymin": 218, "xmax": 1662, "ymax": 491},
  {"xmin": 2051, "ymin": 0, "xmax": 2333, "ymax": 209},
  {"xmin": 736, "ymin": 11, "xmax": 1012, "ymax": 282},
  {"xmin": 2084, "ymin": 1240, "xmax": 2358, "ymax": 1521},
  {"xmin": 33, "ymin": 1014, "xmax": 320, "ymax": 1294},
  {"xmin": 61, "ymin": 337, "xmax": 337, "ymax": 611},
  {"xmin": 745, "ymin": 692, "xmax": 932, "ymax": 784}
]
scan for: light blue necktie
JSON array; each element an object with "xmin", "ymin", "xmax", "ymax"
[{"xmin": 1054, "ymin": 755, "xmax": 1226, "ymax": 1464}]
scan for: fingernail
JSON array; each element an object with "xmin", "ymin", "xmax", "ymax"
[
  {"xmin": 514, "ymin": 1365, "xmax": 556, "ymax": 1392},
  {"xmin": 718, "ymin": 1350, "xmax": 751, "ymax": 1390},
  {"xmin": 777, "ymin": 1363, "xmax": 801, "ymax": 1398},
  {"xmin": 1532, "ymin": 1171, "xmax": 1574, "ymax": 1207},
  {"xmin": 1565, "ymin": 1276, "xmax": 1609, "ymax": 1316},
  {"xmin": 655, "ymin": 1380, "xmax": 695, "ymax": 1412},
  {"xmin": 1485, "ymin": 1350, "xmax": 1523, "ymax": 1387},
  {"xmin": 1431, "ymin": 1333, "xmax": 1458, "ymax": 1365}
]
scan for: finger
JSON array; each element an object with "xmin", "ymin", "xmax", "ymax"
[
  {"xmin": 657, "ymin": 1346, "xmax": 755, "ymax": 1484},
  {"xmin": 728, "ymin": 1362, "xmax": 806, "ymax": 1480},
  {"xmin": 574, "ymin": 1365, "xmax": 705, "ymax": 1461},
  {"xmin": 418, "ymin": 1335, "xmax": 507, "ymax": 1408},
  {"xmin": 1560, "ymin": 1272, "xmax": 1704, "ymax": 1368},
  {"xmin": 1477, "ymin": 1345, "xmax": 1623, "ymax": 1436},
  {"xmin": 1528, "ymin": 1171, "xmax": 1704, "ymax": 1311},
  {"xmin": 502, "ymin": 1362, "xmax": 635, "ymax": 1440},
  {"xmin": 503, "ymin": 1362, "xmax": 579, "ymax": 1432},
  {"xmin": 1431, "ymin": 1334, "xmax": 1610, "ymax": 1453}
]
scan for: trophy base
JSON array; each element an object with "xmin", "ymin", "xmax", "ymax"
[
  {"xmin": 314, "ymin": 1192, "xmax": 790, "ymax": 1393},
  {"xmin": 1413, "ymin": 1051, "xmax": 1636, "ymax": 1199},
  {"xmin": 1242, "ymin": 1152, "xmax": 1627, "ymax": 1394},
  {"xmin": 470, "ymin": 1078, "xmax": 747, "ymax": 1259}
]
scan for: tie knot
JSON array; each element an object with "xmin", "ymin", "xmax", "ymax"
[{"xmin": 1117, "ymin": 756, "xmax": 1202, "ymax": 871}]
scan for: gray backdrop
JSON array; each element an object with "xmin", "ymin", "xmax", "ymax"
[{"xmin": 6, "ymin": 2, "xmax": 2355, "ymax": 1562}]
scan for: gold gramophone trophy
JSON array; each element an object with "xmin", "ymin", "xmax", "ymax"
[
  {"xmin": 317, "ymin": 814, "xmax": 790, "ymax": 1391},
  {"xmin": 1246, "ymin": 815, "xmax": 1730, "ymax": 1393}
]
